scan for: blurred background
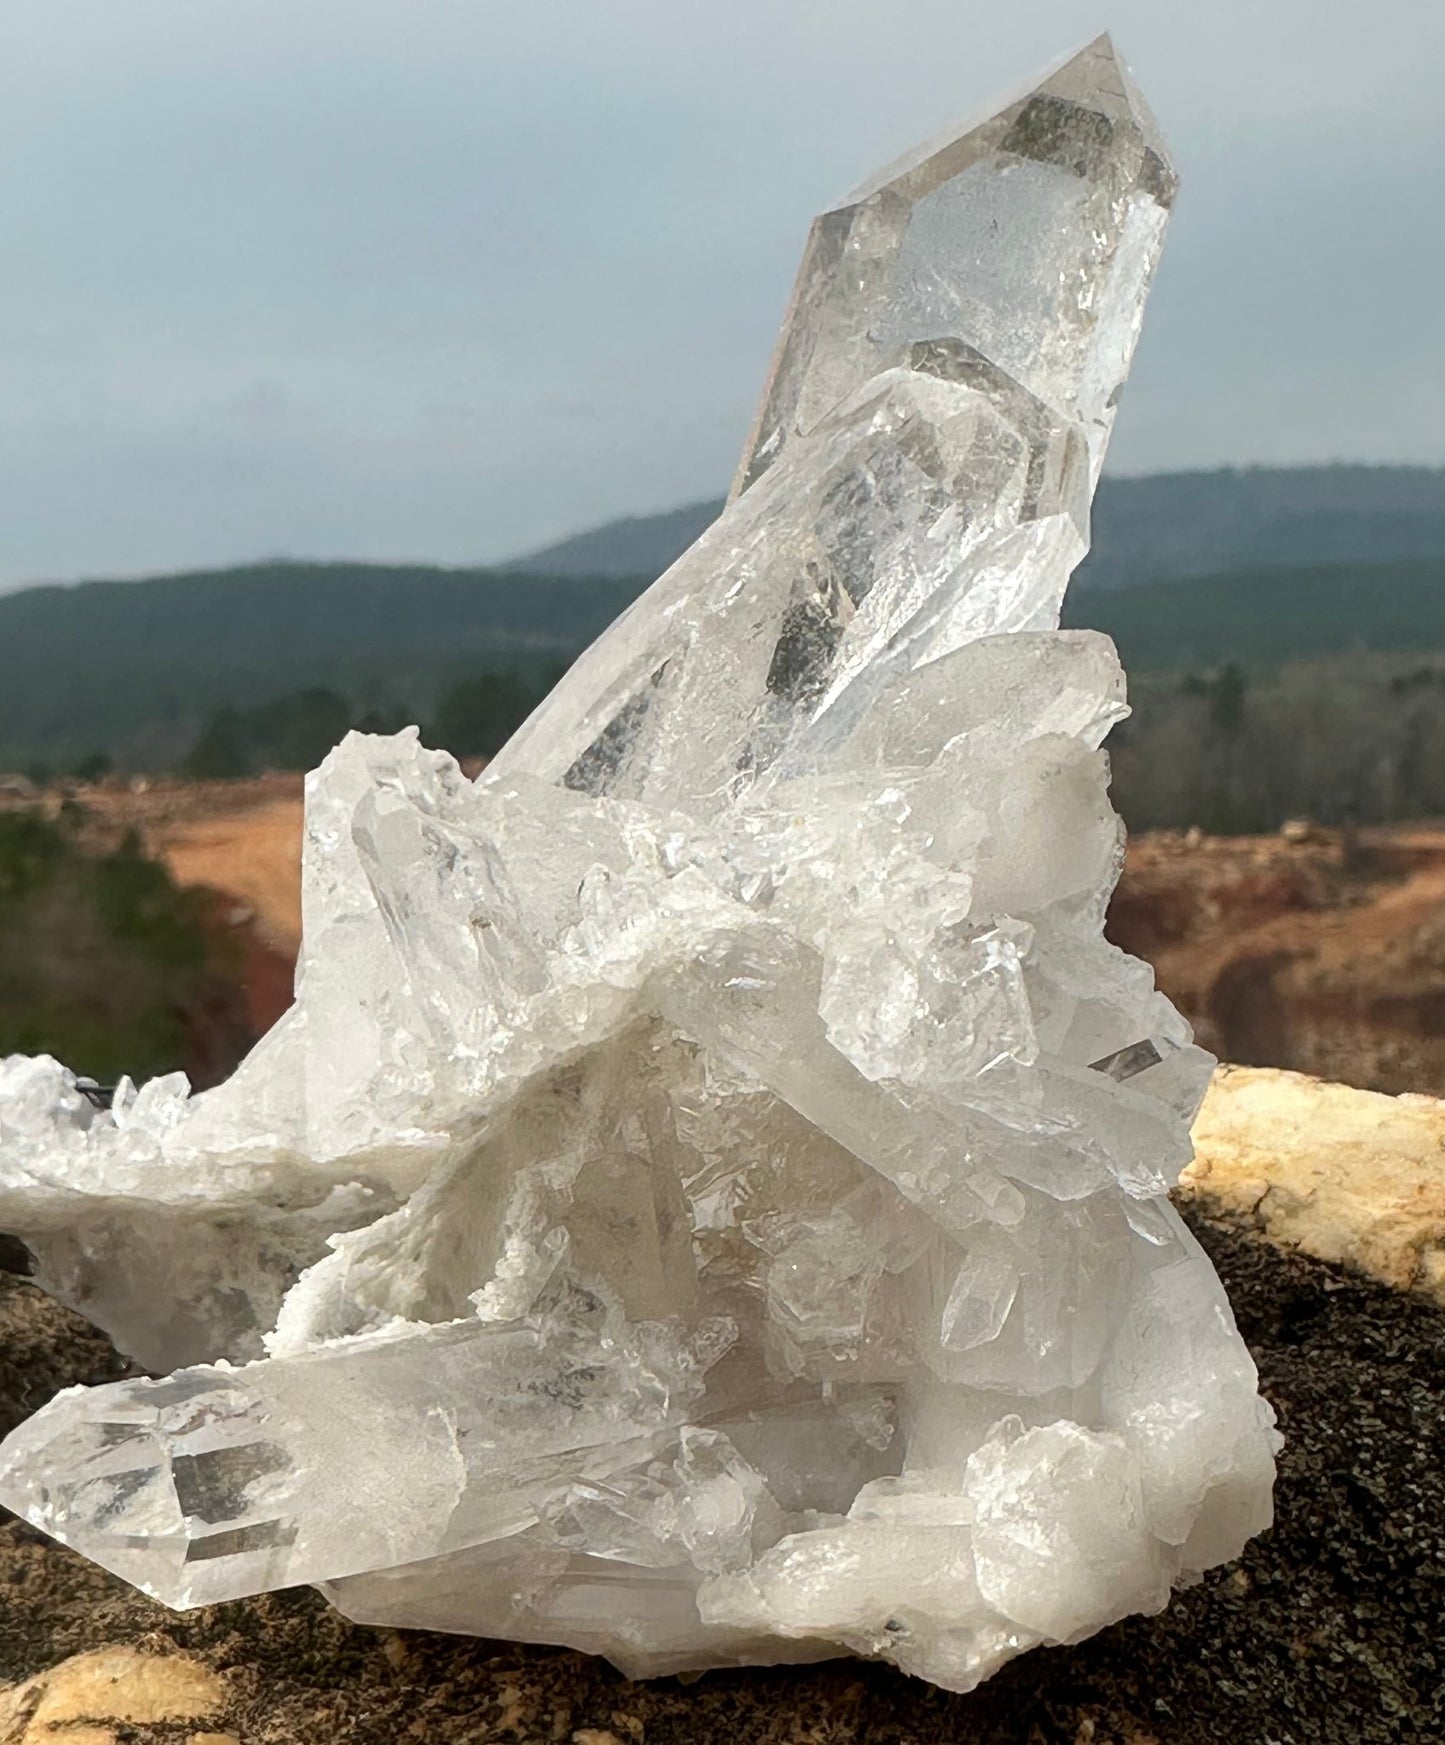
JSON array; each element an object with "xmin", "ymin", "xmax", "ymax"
[{"xmin": 0, "ymin": 0, "xmax": 1441, "ymax": 1095}]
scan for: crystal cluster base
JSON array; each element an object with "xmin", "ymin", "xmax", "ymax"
[{"xmin": 0, "ymin": 36, "xmax": 1277, "ymax": 1693}]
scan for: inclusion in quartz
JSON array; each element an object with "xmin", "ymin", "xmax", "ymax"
[{"xmin": 0, "ymin": 36, "xmax": 1278, "ymax": 1692}]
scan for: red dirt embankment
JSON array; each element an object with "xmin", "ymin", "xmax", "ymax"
[
  {"xmin": 133, "ymin": 778, "xmax": 303, "ymax": 1042},
  {"xmin": 40, "ymin": 774, "xmax": 306, "ymax": 1046},
  {"xmin": 1108, "ymin": 824, "xmax": 1445, "ymax": 1095}
]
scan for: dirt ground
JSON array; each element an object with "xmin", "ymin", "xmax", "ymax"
[
  {"xmin": 1107, "ymin": 825, "xmax": 1445, "ymax": 1095},
  {"xmin": 45, "ymin": 774, "xmax": 307, "ymax": 958},
  {"xmin": 1, "ymin": 1211, "xmax": 1441, "ymax": 1745},
  {"xmin": 159, "ymin": 797, "xmax": 304, "ymax": 958}
]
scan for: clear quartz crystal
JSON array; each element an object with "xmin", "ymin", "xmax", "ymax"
[{"xmin": 0, "ymin": 35, "xmax": 1278, "ymax": 1693}]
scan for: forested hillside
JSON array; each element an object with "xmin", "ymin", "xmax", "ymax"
[
  {"xmin": 508, "ymin": 464, "xmax": 1445, "ymax": 589},
  {"xmin": 1077, "ymin": 465, "xmax": 1445, "ymax": 590},
  {"xmin": 2, "ymin": 523, "xmax": 1443, "ymax": 792},
  {"xmin": 0, "ymin": 563, "xmax": 645, "ymax": 770},
  {"xmin": 1060, "ymin": 558, "xmax": 1445, "ymax": 669},
  {"xmin": 0, "ymin": 808, "xmax": 250, "ymax": 1083}
]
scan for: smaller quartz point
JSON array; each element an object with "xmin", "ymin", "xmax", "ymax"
[{"xmin": 0, "ymin": 36, "xmax": 1278, "ymax": 1693}]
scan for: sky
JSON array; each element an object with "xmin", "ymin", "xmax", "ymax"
[{"xmin": 0, "ymin": 0, "xmax": 1440, "ymax": 590}]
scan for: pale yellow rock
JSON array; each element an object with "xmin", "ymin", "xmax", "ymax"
[
  {"xmin": 23, "ymin": 1731, "xmax": 112, "ymax": 1745},
  {"xmin": 1183, "ymin": 1064, "xmax": 1445, "ymax": 1304},
  {"xmin": 0, "ymin": 1648, "xmax": 227, "ymax": 1745}
]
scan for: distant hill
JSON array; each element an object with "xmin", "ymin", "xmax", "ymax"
[
  {"xmin": 4, "ymin": 463, "xmax": 1445, "ymax": 774},
  {"xmin": 0, "ymin": 562, "xmax": 648, "ymax": 771},
  {"xmin": 511, "ymin": 500, "xmax": 722, "ymax": 582},
  {"xmin": 508, "ymin": 465, "xmax": 1445, "ymax": 590},
  {"xmin": 1079, "ymin": 465, "xmax": 1445, "ymax": 591},
  {"xmin": 1063, "ymin": 556, "xmax": 1445, "ymax": 671}
]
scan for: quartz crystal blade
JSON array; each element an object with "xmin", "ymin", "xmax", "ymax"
[
  {"xmin": 487, "ymin": 32, "xmax": 1173, "ymax": 816},
  {"xmin": 733, "ymin": 32, "xmax": 1174, "ymax": 499},
  {"xmin": 0, "ymin": 36, "xmax": 1279, "ymax": 1696}
]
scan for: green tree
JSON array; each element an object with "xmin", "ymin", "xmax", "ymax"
[
  {"xmin": 0, "ymin": 811, "xmax": 65, "ymax": 906},
  {"xmin": 71, "ymin": 750, "xmax": 114, "ymax": 783},
  {"xmin": 253, "ymin": 687, "xmax": 352, "ymax": 771},
  {"xmin": 0, "ymin": 809, "xmax": 220, "ymax": 1083},
  {"xmin": 185, "ymin": 708, "xmax": 254, "ymax": 779},
  {"xmin": 431, "ymin": 671, "xmax": 541, "ymax": 759},
  {"xmin": 1209, "ymin": 663, "xmax": 1248, "ymax": 736},
  {"xmin": 354, "ymin": 702, "xmax": 415, "ymax": 735}
]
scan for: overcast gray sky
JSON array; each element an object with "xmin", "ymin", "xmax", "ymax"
[{"xmin": 0, "ymin": 0, "xmax": 1440, "ymax": 589}]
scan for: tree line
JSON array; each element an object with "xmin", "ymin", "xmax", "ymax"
[
  {"xmin": 29, "ymin": 647, "xmax": 1445, "ymax": 839},
  {"xmin": 183, "ymin": 668, "xmax": 563, "ymax": 780},
  {"xmin": 1109, "ymin": 656, "xmax": 1445, "ymax": 833},
  {"xmin": 0, "ymin": 808, "xmax": 229, "ymax": 1084}
]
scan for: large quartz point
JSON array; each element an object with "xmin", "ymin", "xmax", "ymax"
[{"xmin": 0, "ymin": 37, "xmax": 1278, "ymax": 1692}]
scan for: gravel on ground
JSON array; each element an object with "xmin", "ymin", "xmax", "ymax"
[{"xmin": 1, "ymin": 1210, "xmax": 1440, "ymax": 1745}]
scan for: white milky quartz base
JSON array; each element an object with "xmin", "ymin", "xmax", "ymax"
[{"xmin": 0, "ymin": 36, "xmax": 1278, "ymax": 1693}]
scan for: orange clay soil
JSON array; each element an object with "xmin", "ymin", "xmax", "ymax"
[{"xmin": 155, "ymin": 793, "xmax": 304, "ymax": 957}]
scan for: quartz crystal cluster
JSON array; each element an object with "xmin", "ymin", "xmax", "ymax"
[{"xmin": 0, "ymin": 37, "xmax": 1278, "ymax": 1692}]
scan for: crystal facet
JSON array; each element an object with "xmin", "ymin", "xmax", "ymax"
[{"xmin": 0, "ymin": 36, "xmax": 1277, "ymax": 1693}]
